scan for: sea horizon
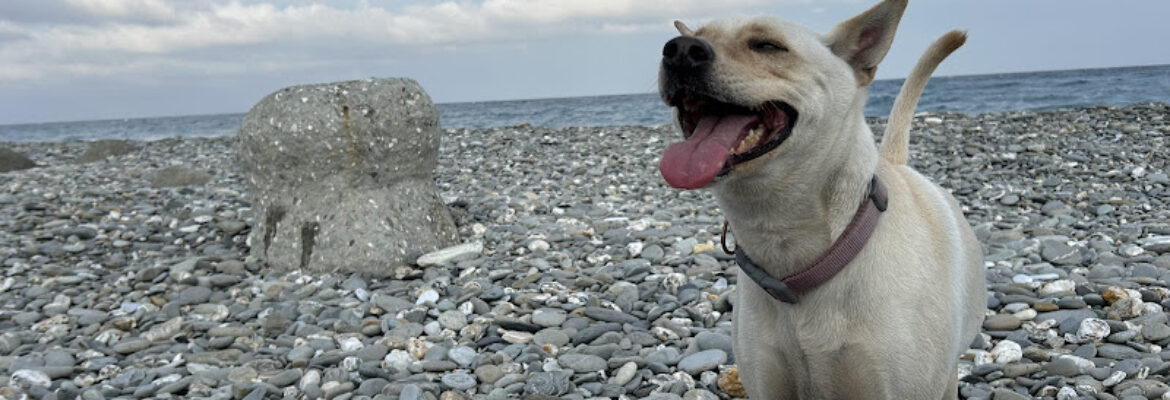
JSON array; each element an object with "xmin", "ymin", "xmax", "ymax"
[{"xmin": 1, "ymin": 63, "xmax": 1167, "ymax": 129}]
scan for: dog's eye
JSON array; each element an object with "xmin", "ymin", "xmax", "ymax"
[{"xmin": 749, "ymin": 39, "xmax": 787, "ymax": 53}]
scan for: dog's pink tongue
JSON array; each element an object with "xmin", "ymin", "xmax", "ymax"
[{"xmin": 660, "ymin": 114, "xmax": 758, "ymax": 189}]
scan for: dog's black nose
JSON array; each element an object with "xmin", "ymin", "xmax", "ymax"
[{"xmin": 662, "ymin": 36, "xmax": 713, "ymax": 72}]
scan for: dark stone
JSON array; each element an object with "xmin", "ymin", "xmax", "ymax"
[{"xmin": 0, "ymin": 147, "xmax": 36, "ymax": 172}]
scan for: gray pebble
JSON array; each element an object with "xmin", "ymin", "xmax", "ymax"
[
  {"xmin": 559, "ymin": 353, "xmax": 607, "ymax": 373},
  {"xmin": 983, "ymin": 314, "xmax": 1022, "ymax": 331},
  {"xmin": 441, "ymin": 372, "xmax": 477, "ymax": 391},
  {"xmin": 677, "ymin": 349, "xmax": 727, "ymax": 374}
]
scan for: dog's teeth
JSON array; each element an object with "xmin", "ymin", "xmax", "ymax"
[{"xmin": 732, "ymin": 127, "xmax": 764, "ymax": 155}]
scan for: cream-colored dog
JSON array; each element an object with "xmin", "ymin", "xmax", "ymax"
[{"xmin": 656, "ymin": 0, "xmax": 985, "ymax": 398}]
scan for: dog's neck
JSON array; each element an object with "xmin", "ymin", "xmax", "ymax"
[{"xmin": 715, "ymin": 109, "xmax": 880, "ymax": 279}]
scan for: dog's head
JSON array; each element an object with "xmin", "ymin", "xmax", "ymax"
[{"xmin": 658, "ymin": 0, "xmax": 907, "ymax": 190}]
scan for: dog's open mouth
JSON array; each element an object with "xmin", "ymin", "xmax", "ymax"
[{"xmin": 659, "ymin": 95, "xmax": 798, "ymax": 189}]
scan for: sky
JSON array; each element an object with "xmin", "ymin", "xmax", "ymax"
[{"xmin": 0, "ymin": 0, "xmax": 1168, "ymax": 125}]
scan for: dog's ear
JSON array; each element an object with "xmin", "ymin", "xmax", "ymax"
[
  {"xmin": 674, "ymin": 20, "xmax": 694, "ymax": 36},
  {"xmin": 825, "ymin": 0, "xmax": 907, "ymax": 86}
]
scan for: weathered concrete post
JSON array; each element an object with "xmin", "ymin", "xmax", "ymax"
[{"xmin": 237, "ymin": 78, "xmax": 458, "ymax": 274}]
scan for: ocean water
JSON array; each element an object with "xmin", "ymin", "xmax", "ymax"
[{"xmin": 1, "ymin": 64, "xmax": 1168, "ymax": 143}]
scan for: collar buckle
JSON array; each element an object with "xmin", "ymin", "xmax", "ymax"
[{"xmin": 736, "ymin": 248, "xmax": 800, "ymax": 304}]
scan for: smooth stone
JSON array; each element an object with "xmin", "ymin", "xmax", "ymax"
[
  {"xmin": 356, "ymin": 378, "xmax": 390, "ymax": 396},
  {"xmin": 417, "ymin": 242, "xmax": 484, "ymax": 267},
  {"xmin": 1098, "ymin": 344, "xmax": 1142, "ymax": 360},
  {"xmin": 1140, "ymin": 236, "xmax": 1170, "ymax": 253},
  {"xmin": 501, "ymin": 330, "xmax": 534, "ymax": 344},
  {"xmin": 287, "ymin": 346, "xmax": 315, "ymax": 366},
  {"xmin": 534, "ymin": 329, "xmax": 571, "ymax": 347},
  {"xmin": 437, "ymin": 310, "xmax": 467, "ymax": 330},
  {"xmin": 583, "ymin": 306, "xmax": 639, "ymax": 324},
  {"xmin": 475, "ymin": 364, "xmax": 504, "ymax": 384},
  {"xmin": 559, "ymin": 353, "xmax": 607, "ymax": 373},
  {"xmin": 532, "ymin": 308, "xmax": 568, "ymax": 327},
  {"xmin": 266, "ymin": 369, "xmax": 303, "ymax": 387},
  {"xmin": 447, "ymin": 346, "xmax": 477, "ymax": 367},
  {"xmin": 991, "ymin": 340, "xmax": 1023, "ymax": 364},
  {"xmin": 1041, "ymin": 239, "xmax": 1082, "ymax": 265},
  {"xmin": 1143, "ymin": 323, "xmax": 1170, "ymax": 341},
  {"xmin": 1043, "ymin": 357, "xmax": 1083, "ymax": 377},
  {"xmin": 1002, "ymin": 363, "xmax": 1041, "ymax": 378},
  {"xmin": 572, "ymin": 323, "xmax": 622, "ymax": 345},
  {"xmin": 399, "ymin": 384, "xmax": 424, "ymax": 400},
  {"xmin": 983, "ymin": 314, "xmax": 1022, "ymax": 331},
  {"xmin": 175, "ymin": 286, "xmax": 212, "ymax": 305},
  {"xmin": 186, "ymin": 349, "xmax": 243, "ymax": 366},
  {"xmin": 113, "ymin": 338, "xmax": 152, "ymax": 354},
  {"xmin": 695, "ymin": 331, "xmax": 734, "ymax": 362},
  {"xmin": 612, "ymin": 361, "xmax": 638, "ymax": 385},
  {"xmin": 441, "ymin": 372, "xmax": 477, "ymax": 391},
  {"xmin": 677, "ymin": 349, "xmax": 727, "ymax": 375}
]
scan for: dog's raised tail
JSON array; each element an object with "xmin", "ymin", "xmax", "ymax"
[{"xmin": 879, "ymin": 30, "xmax": 966, "ymax": 165}]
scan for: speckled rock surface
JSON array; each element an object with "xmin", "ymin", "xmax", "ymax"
[{"xmin": 236, "ymin": 78, "xmax": 458, "ymax": 274}]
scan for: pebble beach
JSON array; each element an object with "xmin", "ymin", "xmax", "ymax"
[{"xmin": 1, "ymin": 103, "xmax": 1170, "ymax": 400}]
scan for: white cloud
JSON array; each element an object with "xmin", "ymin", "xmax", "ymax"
[
  {"xmin": 64, "ymin": 0, "xmax": 180, "ymax": 22},
  {"xmin": 0, "ymin": 0, "xmax": 833, "ymax": 83}
]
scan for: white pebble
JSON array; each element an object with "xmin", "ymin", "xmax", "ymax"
[
  {"xmin": 338, "ymin": 337, "xmax": 364, "ymax": 352},
  {"xmin": 0, "ymin": 277, "xmax": 14, "ymax": 293},
  {"xmin": 612, "ymin": 361, "xmax": 637, "ymax": 385},
  {"xmin": 1071, "ymin": 318, "xmax": 1110, "ymax": 343},
  {"xmin": 11, "ymin": 369, "xmax": 51, "ymax": 387},
  {"xmin": 416, "ymin": 241, "xmax": 483, "ymax": 267},
  {"xmin": 662, "ymin": 273, "xmax": 687, "ymax": 294},
  {"xmin": 383, "ymin": 350, "xmax": 415, "ymax": 371},
  {"xmin": 1122, "ymin": 245, "xmax": 1145, "ymax": 257},
  {"xmin": 542, "ymin": 358, "xmax": 562, "ymax": 372},
  {"xmin": 627, "ymin": 241, "xmax": 644, "ymax": 257},
  {"xmin": 424, "ymin": 321, "xmax": 442, "ymax": 336},
  {"xmin": 1038, "ymin": 279, "xmax": 1075, "ymax": 297},
  {"xmin": 1030, "ymin": 273, "xmax": 1060, "ymax": 281},
  {"xmin": 1013, "ymin": 309, "xmax": 1038, "ymax": 321},
  {"xmin": 340, "ymin": 356, "xmax": 361, "ymax": 371},
  {"xmin": 501, "ymin": 330, "xmax": 534, "ymax": 344},
  {"xmin": 1060, "ymin": 354, "xmax": 1095, "ymax": 371},
  {"xmin": 1103, "ymin": 370, "xmax": 1126, "ymax": 386},
  {"xmin": 990, "ymin": 340, "xmax": 1022, "ymax": 364},
  {"xmin": 712, "ymin": 278, "xmax": 728, "ymax": 292},
  {"xmin": 527, "ymin": 239, "xmax": 550, "ymax": 252},
  {"xmin": 415, "ymin": 289, "xmax": 440, "ymax": 305},
  {"xmin": 471, "ymin": 223, "xmax": 487, "ymax": 236}
]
